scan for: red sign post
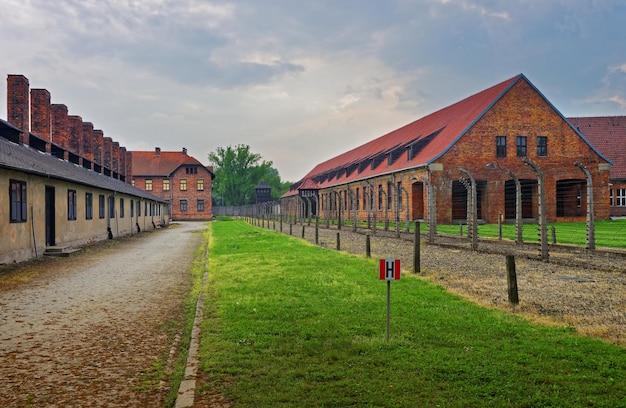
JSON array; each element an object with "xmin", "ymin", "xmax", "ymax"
[{"xmin": 379, "ymin": 258, "xmax": 400, "ymax": 341}]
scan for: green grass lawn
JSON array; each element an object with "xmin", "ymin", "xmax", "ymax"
[
  {"xmin": 198, "ymin": 220, "xmax": 626, "ymax": 407},
  {"xmin": 435, "ymin": 219, "xmax": 626, "ymax": 248}
]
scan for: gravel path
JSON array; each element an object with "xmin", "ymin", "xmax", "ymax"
[{"xmin": 0, "ymin": 221, "xmax": 207, "ymax": 407}]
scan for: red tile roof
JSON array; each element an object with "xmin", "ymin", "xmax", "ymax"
[
  {"xmin": 283, "ymin": 74, "xmax": 524, "ymax": 197},
  {"xmin": 568, "ymin": 116, "xmax": 626, "ymax": 180},
  {"xmin": 298, "ymin": 177, "xmax": 320, "ymax": 190},
  {"xmin": 131, "ymin": 150, "xmax": 210, "ymax": 177}
]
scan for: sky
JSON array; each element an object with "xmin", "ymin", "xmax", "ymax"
[{"xmin": 1, "ymin": 0, "xmax": 625, "ymax": 182}]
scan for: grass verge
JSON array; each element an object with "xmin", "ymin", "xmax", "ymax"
[
  {"xmin": 436, "ymin": 219, "xmax": 626, "ymax": 248},
  {"xmin": 198, "ymin": 220, "xmax": 626, "ymax": 407},
  {"xmin": 159, "ymin": 227, "xmax": 209, "ymax": 407}
]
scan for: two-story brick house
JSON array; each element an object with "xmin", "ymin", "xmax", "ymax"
[{"xmin": 130, "ymin": 148, "xmax": 215, "ymax": 221}]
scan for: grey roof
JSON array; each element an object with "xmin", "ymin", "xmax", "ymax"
[{"xmin": 0, "ymin": 135, "xmax": 166, "ymax": 203}]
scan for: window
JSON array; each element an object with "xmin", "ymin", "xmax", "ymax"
[
  {"xmin": 145, "ymin": 179, "xmax": 153, "ymax": 191},
  {"xmin": 108, "ymin": 195, "xmax": 115, "ymax": 219},
  {"xmin": 9, "ymin": 180, "xmax": 27, "ymax": 223},
  {"xmin": 119, "ymin": 198, "xmax": 125, "ymax": 218},
  {"xmin": 137, "ymin": 200, "xmax": 141, "ymax": 217},
  {"xmin": 611, "ymin": 189, "xmax": 626, "ymax": 207},
  {"xmin": 537, "ymin": 136, "xmax": 548, "ymax": 156},
  {"xmin": 180, "ymin": 179, "xmax": 187, "ymax": 191},
  {"xmin": 163, "ymin": 179, "xmax": 170, "ymax": 191},
  {"xmin": 387, "ymin": 182, "xmax": 393, "ymax": 210},
  {"xmin": 356, "ymin": 188, "xmax": 360, "ymax": 210},
  {"xmin": 197, "ymin": 179, "xmax": 204, "ymax": 191},
  {"xmin": 144, "ymin": 202, "xmax": 147, "ymax": 215},
  {"xmin": 131, "ymin": 179, "xmax": 135, "ymax": 186},
  {"xmin": 99, "ymin": 195, "xmax": 105, "ymax": 219},
  {"xmin": 397, "ymin": 181, "xmax": 403, "ymax": 211},
  {"xmin": 496, "ymin": 136, "xmax": 506, "ymax": 157},
  {"xmin": 378, "ymin": 184, "xmax": 383, "ymax": 211},
  {"xmin": 180, "ymin": 199, "xmax": 188, "ymax": 211},
  {"xmin": 516, "ymin": 136, "xmax": 527, "ymax": 157},
  {"xmin": 85, "ymin": 193, "xmax": 93, "ymax": 220},
  {"xmin": 198, "ymin": 199, "xmax": 205, "ymax": 211},
  {"xmin": 130, "ymin": 200, "xmax": 134, "ymax": 218},
  {"xmin": 185, "ymin": 166, "xmax": 198, "ymax": 174},
  {"xmin": 68, "ymin": 190, "xmax": 77, "ymax": 220}
]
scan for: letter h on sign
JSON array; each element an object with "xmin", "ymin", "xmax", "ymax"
[{"xmin": 379, "ymin": 258, "xmax": 401, "ymax": 281}]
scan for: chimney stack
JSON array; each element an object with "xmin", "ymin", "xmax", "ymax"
[
  {"xmin": 68, "ymin": 115, "xmax": 83, "ymax": 159},
  {"xmin": 112, "ymin": 141, "xmax": 120, "ymax": 177},
  {"xmin": 51, "ymin": 104, "xmax": 69, "ymax": 152},
  {"xmin": 126, "ymin": 150, "xmax": 133, "ymax": 183},
  {"xmin": 7, "ymin": 74, "xmax": 30, "ymax": 145},
  {"xmin": 103, "ymin": 136, "xmax": 113, "ymax": 171},
  {"xmin": 119, "ymin": 146, "xmax": 127, "ymax": 180},
  {"xmin": 30, "ymin": 88, "xmax": 51, "ymax": 152},
  {"xmin": 182, "ymin": 147, "xmax": 187, "ymax": 157},
  {"xmin": 155, "ymin": 147, "xmax": 161, "ymax": 156},
  {"xmin": 82, "ymin": 122, "xmax": 94, "ymax": 165},
  {"xmin": 93, "ymin": 129, "xmax": 104, "ymax": 172}
]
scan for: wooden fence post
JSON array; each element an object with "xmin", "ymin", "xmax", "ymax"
[
  {"xmin": 414, "ymin": 221, "xmax": 421, "ymax": 274},
  {"xmin": 506, "ymin": 255, "xmax": 519, "ymax": 305}
]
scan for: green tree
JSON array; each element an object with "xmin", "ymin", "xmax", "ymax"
[{"xmin": 209, "ymin": 144, "xmax": 290, "ymax": 206}]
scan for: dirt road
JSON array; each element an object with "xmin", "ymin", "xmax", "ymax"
[{"xmin": 0, "ymin": 221, "xmax": 207, "ymax": 407}]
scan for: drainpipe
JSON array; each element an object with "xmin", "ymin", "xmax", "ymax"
[{"xmin": 31, "ymin": 206, "xmax": 38, "ymax": 259}]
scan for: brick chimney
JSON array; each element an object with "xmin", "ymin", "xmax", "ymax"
[
  {"xmin": 7, "ymin": 74, "xmax": 30, "ymax": 145},
  {"xmin": 126, "ymin": 150, "xmax": 133, "ymax": 183},
  {"xmin": 119, "ymin": 146, "xmax": 127, "ymax": 180},
  {"xmin": 112, "ymin": 141, "xmax": 120, "ymax": 177},
  {"xmin": 68, "ymin": 115, "xmax": 83, "ymax": 158},
  {"xmin": 51, "ymin": 104, "xmax": 69, "ymax": 149},
  {"xmin": 30, "ymin": 88, "xmax": 51, "ymax": 150},
  {"xmin": 82, "ymin": 122, "xmax": 94, "ymax": 164},
  {"xmin": 93, "ymin": 129, "xmax": 104, "ymax": 172},
  {"xmin": 155, "ymin": 147, "xmax": 161, "ymax": 156},
  {"xmin": 103, "ymin": 136, "xmax": 113, "ymax": 170},
  {"xmin": 182, "ymin": 147, "xmax": 187, "ymax": 157}
]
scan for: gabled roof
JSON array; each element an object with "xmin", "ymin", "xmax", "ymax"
[
  {"xmin": 284, "ymin": 74, "xmax": 523, "ymax": 197},
  {"xmin": 568, "ymin": 116, "xmax": 626, "ymax": 180},
  {"xmin": 298, "ymin": 177, "xmax": 320, "ymax": 190},
  {"xmin": 131, "ymin": 150, "xmax": 214, "ymax": 178},
  {"xmin": 0, "ymin": 136, "xmax": 166, "ymax": 202}
]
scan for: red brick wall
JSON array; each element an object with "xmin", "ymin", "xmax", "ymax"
[
  {"xmin": 433, "ymin": 78, "xmax": 611, "ymax": 223},
  {"xmin": 169, "ymin": 166, "xmax": 213, "ymax": 220},
  {"xmin": 132, "ymin": 167, "xmax": 213, "ymax": 221}
]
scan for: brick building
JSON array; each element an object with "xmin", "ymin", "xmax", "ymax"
[
  {"xmin": 130, "ymin": 148, "xmax": 215, "ymax": 221},
  {"xmin": 2, "ymin": 75, "xmax": 167, "ymax": 264},
  {"xmin": 282, "ymin": 74, "xmax": 613, "ymax": 225},
  {"xmin": 569, "ymin": 116, "xmax": 626, "ymax": 217}
]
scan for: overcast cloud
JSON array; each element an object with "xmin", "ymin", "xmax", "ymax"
[{"xmin": 1, "ymin": 0, "xmax": 625, "ymax": 181}]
